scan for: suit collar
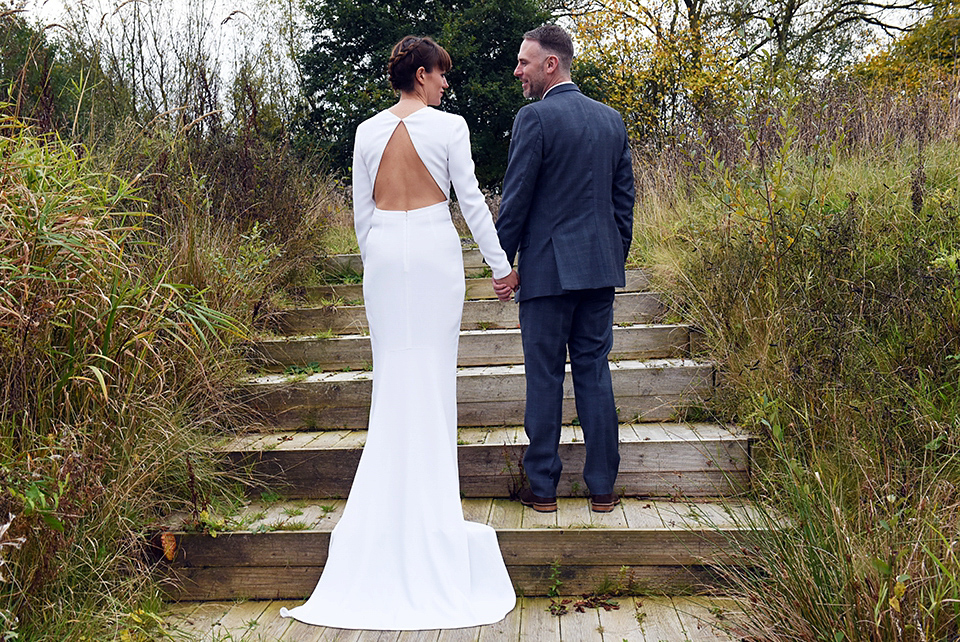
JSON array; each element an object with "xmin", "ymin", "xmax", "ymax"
[{"xmin": 542, "ymin": 81, "xmax": 578, "ymax": 99}]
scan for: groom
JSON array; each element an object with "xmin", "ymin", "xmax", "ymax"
[{"xmin": 494, "ymin": 25, "xmax": 635, "ymax": 513}]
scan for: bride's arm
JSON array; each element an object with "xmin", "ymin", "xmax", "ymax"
[
  {"xmin": 447, "ymin": 116, "xmax": 512, "ymax": 280},
  {"xmin": 352, "ymin": 131, "xmax": 376, "ymax": 263}
]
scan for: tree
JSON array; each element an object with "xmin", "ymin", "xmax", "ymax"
[
  {"xmin": 571, "ymin": 0, "xmax": 745, "ymax": 142},
  {"xmin": 558, "ymin": 0, "xmax": 929, "ymax": 75},
  {"xmin": 298, "ymin": 0, "xmax": 549, "ymax": 188},
  {"xmin": 855, "ymin": 0, "xmax": 960, "ymax": 86}
]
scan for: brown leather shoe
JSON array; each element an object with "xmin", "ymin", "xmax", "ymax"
[
  {"xmin": 518, "ymin": 487, "xmax": 557, "ymax": 513},
  {"xmin": 590, "ymin": 493, "xmax": 620, "ymax": 513}
]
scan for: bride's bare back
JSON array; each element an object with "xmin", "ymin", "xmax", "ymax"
[{"xmin": 374, "ymin": 119, "xmax": 446, "ymax": 211}]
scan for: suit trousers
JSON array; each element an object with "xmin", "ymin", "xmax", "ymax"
[{"xmin": 518, "ymin": 287, "xmax": 620, "ymax": 497}]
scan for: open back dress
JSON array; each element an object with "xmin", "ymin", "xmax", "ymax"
[{"xmin": 280, "ymin": 107, "xmax": 516, "ymax": 630}]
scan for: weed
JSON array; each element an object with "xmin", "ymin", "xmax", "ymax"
[{"xmin": 547, "ymin": 559, "xmax": 563, "ymax": 597}]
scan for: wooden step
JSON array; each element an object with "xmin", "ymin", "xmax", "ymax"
[
  {"xmin": 163, "ymin": 595, "xmax": 742, "ymax": 641},
  {"xmin": 240, "ymin": 359, "xmax": 714, "ymax": 430},
  {"xmin": 274, "ymin": 290, "xmax": 666, "ymax": 337},
  {"xmin": 305, "ymin": 268, "xmax": 653, "ymax": 304},
  {"xmin": 160, "ymin": 497, "xmax": 763, "ymax": 600},
  {"xmin": 248, "ymin": 324, "xmax": 692, "ymax": 372},
  {"xmin": 223, "ymin": 423, "xmax": 750, "ymax": 499}
]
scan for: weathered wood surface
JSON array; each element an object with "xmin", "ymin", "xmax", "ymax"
[
  {"xmin": 304, "ymin": 268, "xmax": 653, "ymax": 304},
  {"xmin": 224, "ymin": 423, "xmax": 750, "ymax": 499},
  {"xmin": 165, "ymin": 564, "xmax": 731, "ymax": 601},
  {"xmin": 275, "ymin": 291, "xmax": 665, "ymax": 335},
  {"xmin": 240, "ymin": 359, "xmax": 714, "ymax": 429},
  {"xmin": 160, "ymin": 498, "xmax": 761, "ymax": 600},
  {"xmin": 164, "ymin": 596, "xmax": 742, "ymax": 641},
  {"xmin": 248, "ymin": 324, "xmax": 691, "ymax": 371}
]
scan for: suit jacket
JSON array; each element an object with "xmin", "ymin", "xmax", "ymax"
[{"xmin": 496, "ymin": 83, "xmax": 635, "ymax": 302}]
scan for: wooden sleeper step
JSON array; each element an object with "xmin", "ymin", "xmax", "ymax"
[
  {"xmin": 247, "ymin": 324, "xmax": 693, "ymax": 372},
  {"xmin": 240, "ymin": 359, "xmax": 714, "ymax": 430},
  {"xmin": 304, "ymin": 268, "xmax": 653, "ymax": 304},
  {"xmin": 274, "ymin": 290, "xmax": 665, "ymax": 335},
  {"xmin": 160, "ymin": 497, "xmax": 764, "ymax": 600},
  {"xmin": 223, "ymin": 423, "xmax": 750, "ymax": 499}
]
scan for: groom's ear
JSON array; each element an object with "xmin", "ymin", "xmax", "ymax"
[{"xmin": 544, "ymin": 54, "xmax": 560, "ymax": 74}]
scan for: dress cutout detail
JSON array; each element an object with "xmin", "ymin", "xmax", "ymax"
[
  {"xmin": 279, "ymin": 107, "xmax": 516, "ymax": 630},
  {"xmin": 374, "ymin": 121, "xmax": 446, "ymax": 211}
]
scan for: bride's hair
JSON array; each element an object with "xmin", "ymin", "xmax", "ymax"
[{"xmin": 388, "ymin": 36, "xmax": 452, "ymax": 92}]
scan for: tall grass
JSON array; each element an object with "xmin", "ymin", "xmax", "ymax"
[
  {"xmin": 635, "ymin": 77, "xmax": 960, "ymax": 640},
  {"xmin": 0, "ymin": 112, "xmax": 248, "ymax": 639},
  {"xmin": 0, "ymin": 91, "xmax": 345, "ymax": 637}
]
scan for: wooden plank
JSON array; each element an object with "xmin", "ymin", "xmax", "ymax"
[
  {"xmin": 165, "ymin": 601, "xmax": 232, "ymax": 640},
  {"xmin": 229, "ymin": 424, "xmax": 748, "ymax": 498},
  {"xmin": 556, "ymin": 499, "xmax": 591, "ymax": 528},
  {"xmin": 162, "ymin": 601, "xmax": 202, "ymax": 637},
  {"xmin": 487, "ymin": 496, "xmax": 524, "ymax": 529},
  {"xmin": 519, "ymin": 598, "xmax": 561, "ymax": 642},
  {"xmin": 634, "ymin": 596, "xmax": 688, "ymax": 641},
  {"xmin": 323, "ymin": 252, "xmax": 650, "ymax": 281},
  {"xmin": 435, "ymin": 626, "xmax": 480, "ymax": 642},
  {"xmin": 213, "ymin": 600, "xmax": 271, "ymax": 638},
  {"xmin": 168, "ymin": 524, "xmax": 736, "ymax": 570},
  {"xmin": 589, "ymin": 503, "xmax": 628, "ymax": 529},
  {"xmin": 670, "ymin": 596, "xmax": 740, "ymax": 641},
  {"xmin": 356, "ymin": 631, "xmax": 400, "ymax": 641},
  {"xmin": 243, "ymin": 361, "xmax": 712, "ymax": 429},
  {"xmin": 462, "ymin": 498, "xmax": 493, "ymax": 524},
  {"xmin": 558, "ymin": 607, "xmax": 603, "ymax": 641},
  {"xmin": 476, "ymin": 598, "xmax": 521, "ymax": 641},
  {"xmin": 276, "ymin": 291, "xmax": 663, "ymax": 335},
  {"xmin": 241, "ymin": 600, "xmax": 295, "ymax": 641},
  {"xmin": 597, "ymin": 597, "xmax": 645, "ymax": 641},
  {"xmin": 167, "ymin": 564, "xmax": 721, "ymax": 600},
  {"xmin": 519, "ymin": 505, "xmax": 557, "ymax": 529},
  {"xmin": 247, "ymin": 324, "xmax": 689, "ymax": 371},
  {"xmin": 304, "ymin": 283, "xmax": 364, "ymax": 303}
]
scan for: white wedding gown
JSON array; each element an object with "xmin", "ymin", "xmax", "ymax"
[{"xmin": 280, "ymin": 107, "xmax": 516, "ymax": 630}]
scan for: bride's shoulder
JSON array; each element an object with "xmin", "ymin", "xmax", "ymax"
[
  {"xmin": 357, "ymin": 109, "xmax": 396, "ymax": 131},
  {"xmin": 428, "ymin": 108, "xmax": 465, "ymax": 126}
]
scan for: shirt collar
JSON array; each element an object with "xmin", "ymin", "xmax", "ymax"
[{"xmin": 542, "ymin": 80, "xmax": 575, "ymax": 99}]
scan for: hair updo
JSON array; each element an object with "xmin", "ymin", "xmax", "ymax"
[{"xmin": 387, "ymin": 36, "xmax": 452, "ymax": 93}]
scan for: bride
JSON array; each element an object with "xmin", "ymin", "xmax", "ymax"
[{"xmin": 280, "ymin": 36, "xmax": 519, "ymax": 630}]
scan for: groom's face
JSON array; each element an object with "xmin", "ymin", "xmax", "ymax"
[{"xmin": 515, "ymin": 39, "xmax": 548, "ymax": 100}]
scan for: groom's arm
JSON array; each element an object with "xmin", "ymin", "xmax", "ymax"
[
  {"xmin": 612, "ymin": 130, "xmax": 635, "ymax": 263},
  {"xmin": 496, "ymin": 107, "xmax": 543, "ymax": 266}
]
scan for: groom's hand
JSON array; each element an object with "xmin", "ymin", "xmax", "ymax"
[{"xmin": 493, "ymin": 269, "xmax": 519, "ymax": 301}]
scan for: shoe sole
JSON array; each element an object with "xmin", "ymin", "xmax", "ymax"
[
  {"xmin": 520, "ymin": 499, "xmax": 558, "ymax": 513},
  {"xmin": 590, "ymin": 500, "xmax": 620, "ymax": 513}
]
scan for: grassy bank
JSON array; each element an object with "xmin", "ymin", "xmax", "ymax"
[
  {"xmin": 633, "ymin": 78, "xmax": 960, "ymax": 640},
  {"xmin": 0, "ymin": 105, "xmax": 337, "ymax": 639}
]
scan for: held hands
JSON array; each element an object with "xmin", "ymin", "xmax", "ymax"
[{"xmin": 492, "ymin": 269, "xmax": 520, "ymax": 302}]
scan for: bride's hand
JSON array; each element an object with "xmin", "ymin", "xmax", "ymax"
[{"xmin": 492, "ymin": 269, "xmax": 519, "ymax": 301}]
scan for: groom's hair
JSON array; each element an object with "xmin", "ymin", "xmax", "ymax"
[
  {"xmin": 523, "ymin": 25, "xmax": 574, "ymax": 73},
  {"xmin": 388, "ymin": 36, "xmax": 453, "ymax": 93}
]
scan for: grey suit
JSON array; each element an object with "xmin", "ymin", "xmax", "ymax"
[{"xmin": 496, "ymin": 82, "xmax": 635, "ymax": 497}]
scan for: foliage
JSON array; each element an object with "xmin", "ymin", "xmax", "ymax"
[
  {"xmin": 560, "ymin": 0, "xmax": 927, "ymax": 76},
  {"xmin": 298, "ymin": 0, "xmax": 549, "ymax": 187},
  {"xmin": 0, "ymin": 112, "xmax": 235, "ymax": 638},
  {"xmin": 0, "ymin": 5, "xmax": 117, "ymax": 135},
  {"xmin": 633, "ymin": 74, "xmax": 960, "ymax": 640},
  {"xmin": 572, "ymin": 0, "xmax": 744, "ymax": 143},
  {"xmin": 855, "ymin": 0, "xmax": 960, "ymax": 88}
]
